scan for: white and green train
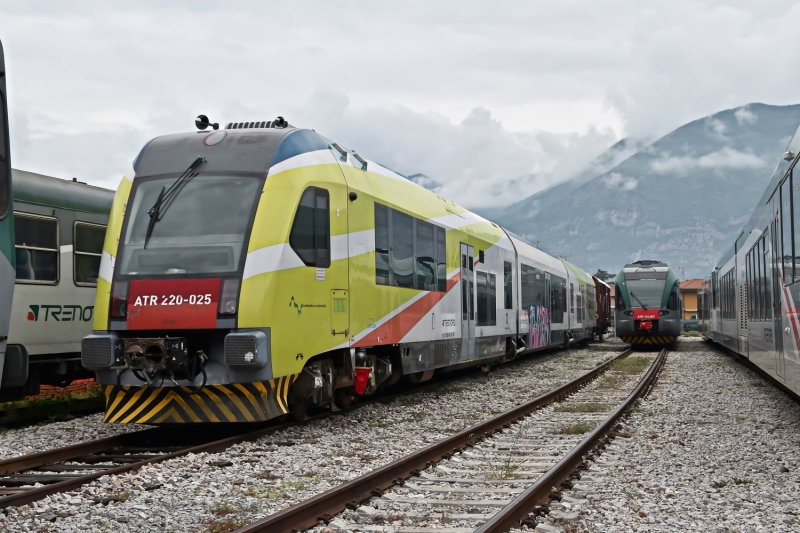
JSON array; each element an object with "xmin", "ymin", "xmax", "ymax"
[
  {"xmin": 3, "ymin": 170, "xmax": 113, "ymax": 398},
  {"xmin": 0, "ymin": 39, "xmax": 17, "ymax": 396}
]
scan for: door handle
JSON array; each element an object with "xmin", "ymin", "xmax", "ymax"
[{"xmin": 786, "ymin": 327, "xmax": 791, "ymax": 335}]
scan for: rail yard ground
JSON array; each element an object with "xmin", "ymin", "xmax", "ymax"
[
  {"xmin": 534, "ymin": 337, "xmax": 800, "ymax": 533},
  {"xmin": 0, "ymin": 344, "xmax": 616, "ymax": 532},
  {"xmin": 0, "ymin": 338, "xmax": 797, "ymax": 532}
]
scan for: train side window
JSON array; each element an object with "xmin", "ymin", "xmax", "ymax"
[
  {"xmin": 0, "ymin": 91, "xmax": 7, "ymax": 219},
  {"xmin": 391, "ymin": 210, "xmax": 414, "ymax": 288},
  {"xmin": 503, "ymin": 261, "xmax": 512, "ymax": 309},
  {"xmin": 793, "ymin": 170, "xmax": 800, "ymax": 286},
  {"xmin": 415, "ymin": 220, "xmax": 436, "ymax": 291},
  {"xmin": 436, "ymin": 227, "xmax": 446, "ymax": 292},
  {"xmin": 74, "ymin": 222, "xmax": 106, "ymax": 286},
  {"xmin": 783, "ymin": 175, "xmax": 795, "ymax": 284},
  {"xmin": 763, "ymin": 236, "xmax": 771, "ymax": 319},
  {"xmin": 270, "ymin": 129, "xmax": 330, "ymax": 167},
  {"xmin": 570, "ymin": 284, "xmax": 575, "ymax": 315},
  {"xmin": 289, "ymin": 187, "xmax": 330, "ymax": 268},
  {"xmin": 667, "ymin": 282, "xmax": 679, "ymax": 310},
  {"xmin": 374, "ymin": 203, "xmax": 446, "ymax": 291},
  {"xmin": 476, "ymin": 271, "xmax": 496, "ymax": 326},
  {"xmin": 375, "ymin": 206, "xmax": 390, "ymax": 285},
  {"xmin": 14, "ymin": 213, "xmax": 59, "ymax": 284}
]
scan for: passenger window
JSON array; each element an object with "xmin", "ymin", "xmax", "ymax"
[
  {"xmin": 783, "ymin": 175, "xmax": 794, "ymax": 284},
  {"xmin": 503, "ymin": 261, "xmax": 512, "ymax": 309},
  {"xmin": 436, "ymin": 227, "xmax": 446, "ymax": 292},
  {"xmin": 0, "ymin": 91, "xmax": 7, "ymax": 219},
  {"xmin": 415, "ymin": 221, "xmax": 435, "ymax": 291},
  {"xmin": 392, "ymin": 211, "xmax": 414, "ymax": 288},
  {"xmin": 74, "ymin": 222, "xmax": 106, "ymax": 286},
  {"xmin": 373, "ymin": 203, "xmax": 446, "ymax": 291},
  {"xmin": 476, "ymin": 271, "xmax": 496, "ymax": 326},
  {"xmin": 570, "ymin": 284, "xmax": 575, "ymax": 314},
  {"xmin": 270, "ymin": 129, "xmax": 330, "ymax": 167},
  {"xmin": 14, "ymin": 213, "xmax": 59, "ymax": 284},
  {"xmin": 289, "ymin": 187, "xmax": 330, "ymax": 268},
  {"xmin": 375, "ymin": 206, "xmax": 390, "ymax": 284}
]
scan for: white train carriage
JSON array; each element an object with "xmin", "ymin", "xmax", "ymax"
[
  {"xmin": 700, "ymin": 123, "xmax": 800, "ymax": 394},
  {"xmin": 3, "ymin": 170, "xmax": 112, "ymax": 398}
]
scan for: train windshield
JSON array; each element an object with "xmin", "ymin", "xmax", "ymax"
[
  {"xmin": 117, "ymin": 174, "xmax": 262, "ymax": 276},
  {"xmin": 624, "ymin": 278, "xmax": 666, "ymax": 309}
]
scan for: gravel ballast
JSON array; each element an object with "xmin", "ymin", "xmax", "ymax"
[
  {"xmin": 0, "ymin": 413, "xmax": 144, "ymax": 460},
  {"xmin": 537, "ymin": 337, "xmax": 800, "ymax": 532},
  {"xmin": 0, "ymin": 342, "xmax": 622, "ymax": 532}
]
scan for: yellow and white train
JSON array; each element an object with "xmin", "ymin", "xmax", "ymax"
[{"xmin": 81, "ymin": 117, "xmax": 600, "ymax": 424}]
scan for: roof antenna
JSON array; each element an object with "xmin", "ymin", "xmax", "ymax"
[{"xmin": 195, "ymin": 115, "xmax": 219, "ymax": 131}]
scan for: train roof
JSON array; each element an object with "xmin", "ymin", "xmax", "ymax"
[{"xmin": 12, "ymin": 169, "xmax": 114, "ymax": 215}]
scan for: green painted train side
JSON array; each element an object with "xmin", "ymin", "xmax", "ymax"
[
  {"xmin": 0, "ymin": 39, "xmax": 13, "ymax": 269},
  {"xmin": 1, "ymin": 38, "xmax": 16, "ymax": 395},
  {"xmin": 11, "ymin": 169, "xmax": 113, "ymax": 215}
]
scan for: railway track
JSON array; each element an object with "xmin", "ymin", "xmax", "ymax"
[
  {"xmin": 233, "ymin": 347, "xmax": 666, "ymax": 533},
  {"xmin": 0, "ymin": 343, "xmax": 589, "ymax": 510}
]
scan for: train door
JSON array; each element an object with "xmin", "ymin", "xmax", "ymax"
[
  {"xmin": 460, "ymin": 243, "xmax": 475, "ymax": 359},
  {"xmin": 771, "ymin": 219, "xmax": 786, "ymax": 378},
  {"xmin": 569, "ymin": 283, "xmax": 575, "ymax": 329}
]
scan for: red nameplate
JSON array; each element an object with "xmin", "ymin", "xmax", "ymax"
[
  {"xmin": 127, "ymin": 278, "xmax": 221, "ymax": 330},
  {"xmin": 633, "ymin": 309, "xmax": 660, "ymax": 321}
]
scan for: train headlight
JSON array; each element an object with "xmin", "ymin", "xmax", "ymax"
[
  {"xmin": 219, "ymin": 279, "xmax": 240, "ymax": 315},
  {"xmin": 111, "ymin": 281, "xmax": 129, "ymax": 318}
]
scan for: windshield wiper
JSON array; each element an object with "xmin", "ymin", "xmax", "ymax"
[
  {"xmin": 144, "ymin": 156, "xmax": 205, "ymax": 249},
  {"xmin": 630, "ymin": 290, "xmax": 647, "ymax": 310}
]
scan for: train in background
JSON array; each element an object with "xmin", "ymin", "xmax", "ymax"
[
  {"xmin": 699, "ymin": 122, "xmax": 800, "ymax": 394},
  {"xmin": 0, "ymin": 39, "xmax": 22, "ymax": 397},
  {"xmin": 1, "ymin": 170, "xmax": 113, "ymax": 399},
  {"xmin": 82, "ymin": 116, "xmax": 609, "ymax": 424},
  {"xmin": 614, "ymin": 260, "xmax": 682, "ymax": 346}
]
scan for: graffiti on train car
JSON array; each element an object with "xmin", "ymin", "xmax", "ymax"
[
  {"xmin": 27, "ymin": 304, "xmax": 94, "ymax": 322},
  {"xmin": 528, "ymin": 306, "xmax": 550, "ymax": 348}
]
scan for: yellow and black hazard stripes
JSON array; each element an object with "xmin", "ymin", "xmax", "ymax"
[
  {"xmin": 620, "ymin": 335, "xmax": 676, "ymax": 345},
  {"xmin": 103, "ymin": 375, "xmax": 298, "ymax": 424}
]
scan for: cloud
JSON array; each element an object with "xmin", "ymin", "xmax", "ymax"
[
  {"xmin": 735, "ymin": 106, "xmax": 758, "ymax": 125},
  {"xmin": 2, "ymin": 2, "xmax": 800, "ymax": 206},
  {"xmin": 650, "ymin": 147, "xmax": 766, "ymax": 174},
  {"xmin": 602, "ymin": 172, "xmax": 638, "ymax": 190}
]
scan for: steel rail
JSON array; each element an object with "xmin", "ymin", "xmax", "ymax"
[
  {"xmin": 0, "ymin": 342, "xmax": 576, "ymax": 508},
  {"xmin": 475, "ymin": 348, "xmax": 667, "ymax": 533},
  {"xmin": 233, "ymin": 347, "xmax": 633, "ymax": 533}
]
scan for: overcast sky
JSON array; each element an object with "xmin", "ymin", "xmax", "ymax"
[{"xmin": 2, "ymin": 1, "xmax": 800, "ymax": 209}]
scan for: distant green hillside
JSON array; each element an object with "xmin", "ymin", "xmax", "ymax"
[{"xmin": 496, "ymin": 103, "xmax": 800, "ymax": 278}]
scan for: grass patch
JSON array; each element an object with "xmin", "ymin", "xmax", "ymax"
[
  {"xmin": 711, "ymin": 480, "xmax": 727, "ymax": 489},
  {"xmin": 203, "ymin": 516, "xmax": 249, "ymax": 533},
  {"xmin": 553, "ymin": 402, "xmax": 609, "ymax": 413},
  {"xmin": 611, "ymin": 356, "xmax": 651, "ymax": 374},
  {"xmin": 555, "ymin": 421, "xmax": 595, "ymax": 435},
  {"xmin": 732, "ymin": 477, "xmax": 753, "ymax": 485},
  {"xmin": 596, "ymin": 375, "xmax": 623, "ymax": 390}
]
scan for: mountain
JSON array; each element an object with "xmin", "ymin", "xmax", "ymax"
[
  {"xmin": 490, "ymin": 137, "xmax": 650, "ymax": 223},
  {"xmin": 495, "ymin": 103, "xmax": 800, "ymax": 278},
  {"xmin": 407, "ymin": 173, "xmax": 442, "ymax": 193}
]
